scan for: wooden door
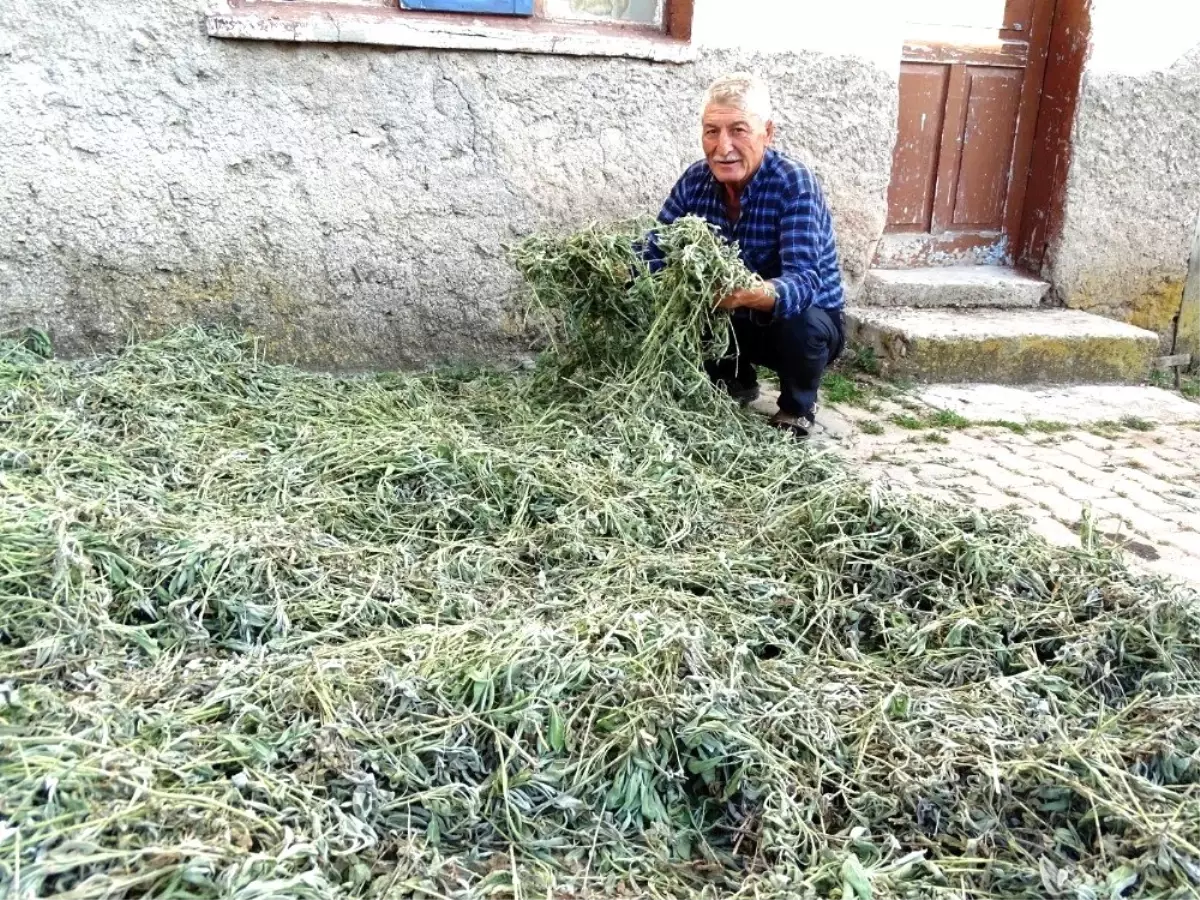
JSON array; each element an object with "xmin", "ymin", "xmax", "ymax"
[{"xmin": 878, "ymin": 0, "xmax": 1056, "ymax": 267}]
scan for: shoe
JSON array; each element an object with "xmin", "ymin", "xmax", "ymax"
[{"xmin": 769, "ymin": 410, "xmax": 814, "ymax": 438}]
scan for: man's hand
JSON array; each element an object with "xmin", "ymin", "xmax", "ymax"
[{"xmin": 717, "ymin": 284, "xmax": 776, "ymax": 313}]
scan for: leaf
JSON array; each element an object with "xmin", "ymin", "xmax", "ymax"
[
  {"xmin": 842, "ymin": 855, "xmax": 873, "ymax": 900},
  {"xmin": 686, "ymin": 757, "xmax": 722, "ymax": 775},
  {"xmin": 548, "ymin": 704, "xmax": 566, "ymax": 752},
  {"xmin": 1106, "ymin": 865, "xmax": 1139, "ymax": 899}
]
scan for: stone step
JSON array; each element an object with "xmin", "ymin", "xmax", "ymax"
[
  {"xmin": 859, "ymin": 265, "xmax": 1050, "ymax": 309},
  {"xmin": 846, "ymin": 307, "xmax": 1160, "ymax": 384}
]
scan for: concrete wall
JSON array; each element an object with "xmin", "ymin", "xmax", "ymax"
[
  {"xmin": 1048, "ymin": 0, "xmax": 1200, "ymax": 354},
  {"xmin": 0, "ymin": 0, "xmax": 899, "ymax": 369}
]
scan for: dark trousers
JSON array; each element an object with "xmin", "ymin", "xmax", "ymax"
[{"xmin": 705, "ymin": 306, "xmax": 845, "ymax": 418}]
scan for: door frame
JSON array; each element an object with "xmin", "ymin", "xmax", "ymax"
[
  {"xmin": 1017, "ymin": 0, "xmax": 1091, "ymax": 273},
  {"xmin": 876, "ymin": 0, "xmax": 1089, "ymax": 272}
]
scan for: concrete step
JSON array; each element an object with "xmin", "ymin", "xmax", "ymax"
[
  {"xmin": 846, "ymin": 307, "xmax": 1160, "ymax": 384},
  {"xmin": 859, "ymin": 266, "xmax": 1050, "ymax": 309}
]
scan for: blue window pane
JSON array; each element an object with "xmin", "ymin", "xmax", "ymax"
[{"xmin": 401, "ymin": 0, "xmax": 533, "ymax": 15}]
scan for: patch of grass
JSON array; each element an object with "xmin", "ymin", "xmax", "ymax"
[
  {"xmin": 1150, "ymin": 368, "xmax": 1200, "ymax": 402},
  {"xmin": 872, "ymin": 382, "xmax": 902, "ymax": 401},
  {"xmin": 1029, "ymin": 420, "xmax": 1073, "ymax": 433},
  {"xmin": 820, "ymin": 357, "xmax": 907, "ymax": 410},
  {"xmin": 883, "ymin": 412, "xmax": 1074, "ymax": 437},
  {"xmin": 882, "ymin": 408, "xmax": 992, "ymax": 433},
  {"xmin": 923, "ymin": 432, "xmax": 950, "ymax": 444},
  {"xmin": 848, "ymin": 344, "xmax": 882, "ymax": 376},
  {"xmin": 859, "ymin": 418, "xmax": 885, "ymax": 435},
  {"xmin": 890, "ymin": 412, "xmax": 927, "ymax": 430},
  {"xmin": 820, "ymin": 372, "xmax": 866, "ymax": 405},
  {"xmin": 1088, "ymin": 416, "xmax": 1157, "ymax": 435},
  {"xmin": 980, "ymin": 420, "xmax": 1029, "ymax": 434},
  {"xmin": 1088, "ymin": 420, "xmax": 1123, "ymax": 436},
  {"xmin": 977, "ymin": 419, "xmax": 1074, "ymax": 436},
  {"xmin": 1120, "ymin": 415, "xmax": 1156, "ymax": 432},
  {"xmin": 929, "ymin": 409, "xmax": 970, "ymax": 429}
]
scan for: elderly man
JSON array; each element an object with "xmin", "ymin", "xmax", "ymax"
[{"xmin": 657, "ymin": 73, "xmax": 845, "ymax": 437}]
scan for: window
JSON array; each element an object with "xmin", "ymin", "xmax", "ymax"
[
  {"xmin": 207, "ymin": 0, "xmax": 695, "ymax": 63},
  {"xmin": 399, "ymin": 0, "xmax": 668, "ymax": 29}
]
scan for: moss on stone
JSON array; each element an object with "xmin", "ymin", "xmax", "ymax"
[
  {"xmin": 1065, "ymin": 277, "xmax": 1186, "ymax": 352},
  {"xmin": 50, "ymin": 265, "xmax": 416, "ymax": 371},
  {"xmin": 1176, "ymin": 286, "xmax": 1199, "ymax": 361},
  {"xmin": 882, "ymin": 333, "xmax": 1156, "ymax": 384},
  {"xmin": 1127, "ymin": 279, "xmax": 1186, "ymax": 339}
]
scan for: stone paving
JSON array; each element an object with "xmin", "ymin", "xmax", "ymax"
[{"xmin": 752, "ymin": 383, "xmax": 1200, "ymax": 586}]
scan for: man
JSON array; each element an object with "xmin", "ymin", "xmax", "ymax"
[{"xmin": 656, "ymin": 73, "xmax": 845, "ymax": 438}]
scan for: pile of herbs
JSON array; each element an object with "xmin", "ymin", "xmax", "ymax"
[{"xmin": 2, "ymin": 216, "xmax": 1199, "ymax": 900}]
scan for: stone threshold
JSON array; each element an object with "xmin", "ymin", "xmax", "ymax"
[
  {"xmin": 860, "ymin": 265, "xmax": 1050, "ymax": 309},
  {"xmin": 206, "ymin": 1, "xmax": 696, "ymax": 63}
]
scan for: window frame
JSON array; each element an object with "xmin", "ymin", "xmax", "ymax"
[{"xmin": 206, "ymin": 0, "xmax": 696, "ymax": 63}]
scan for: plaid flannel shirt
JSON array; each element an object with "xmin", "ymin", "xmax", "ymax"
[{"xmin": 653, "ymin": 149, "xmax": 844, "ymax": 321}]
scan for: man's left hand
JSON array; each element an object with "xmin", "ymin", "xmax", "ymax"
[{"xmin": 717, "ymin": 285, "xmax": 776, "ymax": 313}]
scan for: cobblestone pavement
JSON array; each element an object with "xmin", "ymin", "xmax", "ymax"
[{"xmin": 752, "ymin": 384, "xmax": 1200, "ymax": 586}]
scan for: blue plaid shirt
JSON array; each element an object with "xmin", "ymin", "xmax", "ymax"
[{"xmin": 655, "ymin": 149, "xmax": 844, "ymax": 320}]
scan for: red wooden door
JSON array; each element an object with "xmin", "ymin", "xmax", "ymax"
[{"xmin": 879, "ymin": 0, "xmax": 1056, "ymax": 267}]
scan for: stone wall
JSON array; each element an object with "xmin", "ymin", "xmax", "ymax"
[
  {"xmin": 0, "ymin": 0, "xmax": 897, "ymax": 370},
  {"xmin": 1047, "ymin": 2, "xmax": 1200, "ymax": 355}
]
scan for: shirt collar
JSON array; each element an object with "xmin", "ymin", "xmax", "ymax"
[{"xmin": 743, "ymin": 149, "xmax": 779, "ymax": 202}]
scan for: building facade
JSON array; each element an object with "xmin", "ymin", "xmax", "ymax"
[{"xmin": 0, "ymin": 0, "xmax": 1196, "ymax": 369}]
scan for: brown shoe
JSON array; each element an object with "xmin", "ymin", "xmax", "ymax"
[{"xmin": 769, "ymin": 410, "xmax": 814, "ymax": 438}]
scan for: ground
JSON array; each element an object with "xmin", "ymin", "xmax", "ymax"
[{"xmin": 754, "ymin": 380, "xmax": 1200, "ymax": 586}]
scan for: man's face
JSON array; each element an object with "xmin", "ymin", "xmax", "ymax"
[{"xmin": 702, "ymin": 104, "xmax": 775, "ymax": 190}]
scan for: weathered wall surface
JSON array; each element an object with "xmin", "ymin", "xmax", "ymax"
[
  {"xmin": 1048, "ymin": 0, "xmax": 1200, "ymax": 354},
  {"xmin": 0, "ymin": 0, "xmax": 898, "ymax": 370},
  {"xmin": 1183, "ymin": 211, "xmax": 1200, "ymax": 362}
]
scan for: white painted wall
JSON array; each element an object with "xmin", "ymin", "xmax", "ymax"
[
  {"xmin": 1049, "ymin": 0, "xmax": 1200, "ymax": 347},
  {"xmin": 0, "ymin": 0, "xmax": 900, "ymax": 367},
  {"xmin": 1086, "ymin": 0, "xmax": 1200, "ymax": 75},
  {"xmin": 691, "ymin": 0, "xmax": 903, "ymax": 72}
]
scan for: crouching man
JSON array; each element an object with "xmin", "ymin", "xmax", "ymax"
[{"xmin": 658, "ymin": 73, "xmax": 846, "ymax": 437}]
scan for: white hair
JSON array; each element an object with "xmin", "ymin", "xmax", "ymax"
[{"xmin": 701, "ymin": 73, "xmax": 773, "ymax": 124}]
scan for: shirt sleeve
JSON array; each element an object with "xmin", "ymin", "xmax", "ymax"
[
  {"xmin": 657, "ymin": 172, "xmax": 691, "ymax": 226},
  {"xmin": 639, "ymin": 171, "xmax": 694, "ymax": 272},
  {"xmin": 768, "ymin": 172, "xmax": 830, "ymax": 320}
]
